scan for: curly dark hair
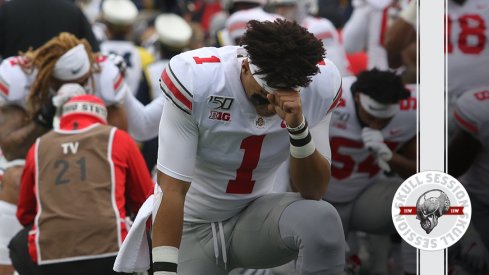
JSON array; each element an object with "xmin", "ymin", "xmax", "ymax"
[
  {"xmin": 240, "ymin": 19, "xmax": 324, "ymax": 89},
  {"xmin": 351, "ymin": 69, "xmax": 411, "ymax": 104}
]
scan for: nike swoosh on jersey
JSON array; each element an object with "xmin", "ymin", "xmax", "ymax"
[
  {"xmin": 389, "ymin": 129, "xmax": 402, "ymax": 136},
  {"xmin": 368, "ymin": 105, "xmax": 388, "ymax": 111},
  {"xmin": 71, "ymin": 65, "xmax": 83, "ymax": 75}
]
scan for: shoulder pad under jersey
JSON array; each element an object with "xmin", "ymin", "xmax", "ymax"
[{"xmin": 0, "ymin": 56, "xmax": 31, "ymax": 106}]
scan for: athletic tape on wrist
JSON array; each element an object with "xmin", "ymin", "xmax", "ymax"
[
  {"xmin": 153, "ymin": 246, "xmax": 178, "ymax": 274},
  {"xmin": 154, "ymin": 271, "xmax": 177, "ymax": 275},
  {"xmin": 290, "ymin": 139, "xmax": 316, "ymax": 158},
  {"xmin": 289, "ymin": 126, "xmax": 316, "ymax": 158},
  {"xmin": 289, "ymin": 126, "xmax": 310, "ymax": 140},
  {"xmin": 286, "ymin": 115, "xmax": 306, "ymax": 134}
]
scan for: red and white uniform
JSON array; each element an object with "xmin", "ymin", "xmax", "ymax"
[
  {"xmin": 223, "ymin": 7, "xmax": 281, "ymax": 46},
  {"xmin": 17, "ymin": 116, "xmax": 153, "ymax": 264},
  {"xmin": 453, "ymin": 86, "xmax": 489, "ymax": 205},
  {"xmin": 324, "ymin": 76, "xmax": 417, "ymax": 203},
  {"xmin": 0, "ymin": 55, "xmax": 128, "ymax": 108},
  {"xmin": 0, "ymin": 56, "xmax": 36, "ymax": 107},
  {"xmin": 342, "ymin": 0, "xmax": 404, "ymax": 70},
  {"xmin": 303, "ymin": 16, "xmax": 350, "ymax": 76},
  {"xmin": 101, "ymin": 41, "xmax": 144, "ymax": 95},
  {"xmin": 157, "ymin": 46, "xmax": 341, "ymax": 222},
  {"xmin": 446, "ymin": 0, "xmax": 489, "ymax": 97}
]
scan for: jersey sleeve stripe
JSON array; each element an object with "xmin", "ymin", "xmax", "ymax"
[
  {"xmin": 454, "ymin": 109, "xmax": 478, "ymax": 134},
  {"xmin": 0, "ymin": 75, "xmax": 9, "ymax": 97},
  {"xmin": 168, "ymin": 64, "xmax": 192, "ymax": 99},
  {"xmin": 160, "ymin": 67, "xmax": 192, "ymax": 114},
  {"xmin": 327, "ymin": 83, "xmax": 343, "ymax": 114},
  {"xmin": 160, "ymin": 83, "xmax": 191, "ymax": 115},
  {"xmin": 227, "ymin": 22, "xmax": 247, "ymax": 33},
  {"xmin": 315, "ymin": 31, "xmax": 333, "ymax": 40},
  {"xmin": 113, "ymin": 73, "xmax": 124, "ymax": 93}
]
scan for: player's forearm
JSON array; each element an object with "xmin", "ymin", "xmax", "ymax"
[
  {"xmin": 153, "ymin": 173, "xmax": 190, "ymax": 248},
  {"xmin": 341, "ymin": 9, "xmax": 368, "ymax": 53},
  {"xmin": 124, "ymin": 92, "xmax": 162, "ymax": 141},
  {"xmin": 152, "ymin": 193, "xmax": 186, "ymax": 248},
  {"xmin": 290, "ymin": 152, "xmax": 331, "ymax": 200},
  {"xmin": 385, "ymin": 20, "xmax": 415, "ymax": 69},
  {"xmin": 388, "ymin": 153, "xmax": 416, "ymax": 179}
]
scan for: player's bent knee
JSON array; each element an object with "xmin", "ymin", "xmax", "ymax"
[{"xmin": 281, "ymin": 199, "xmax": 345, "ymax": 249}]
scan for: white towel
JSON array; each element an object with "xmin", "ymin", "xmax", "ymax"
[{"xmin": 113, "ymin": 194, "xmax": 154, "ymax": 273}]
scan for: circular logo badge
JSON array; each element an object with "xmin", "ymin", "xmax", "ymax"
[{"xmin": 391, "ymin": 171, "xmax": 471, "ymax": 251}]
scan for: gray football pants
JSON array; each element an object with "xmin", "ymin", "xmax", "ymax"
[
  {"xmin": 328, "ymin": 177, "xmax": 417, "ymax": 274},
  {"xmin": 177, "ymin": 193, "xmax": 346, "ymax": 275}
]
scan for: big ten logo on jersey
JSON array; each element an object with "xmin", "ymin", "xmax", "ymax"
[
  {"xmin": 208, "ymin": 96, "xmax": 233, "ymax": 122},
  {"xmin": 209, "ymin": 111, "xmax": 231, "ymax": 122}
]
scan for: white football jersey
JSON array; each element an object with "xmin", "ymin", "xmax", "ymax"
[
  {"xmin": 324, "ymin": 76, "xmax": 417, "ymax": 203},
  {"xmin": 158, "ymin": 46, "xmax": 342, "ymax": 222},
  {"xmin": 342, "ymin": 0, "xmax": 404, "ymax": 70},
  {"xmin": 0, "ymin": 148, "xmax": 6, "ymax": 173},
  {"xmin": 447, "ymin": 0, "xmax": 489, "ymax": 97},
  {"xmin": 303, "ymin": 16, "xmax": 350, "ymax": 76},
  {"xmin": 100, "ymin": 41, "xmax": 143, "ymax": 95},
  {"xmin": 453, "ymin": 86, "xmax": 489, "ymax": 205},
  {"xmin": 0, "ymin": 55, "xmax": 127, "ymax": 108},
  {"xmin": 0, "ymin": 56, "xmax": 36, "ymax": 108}
]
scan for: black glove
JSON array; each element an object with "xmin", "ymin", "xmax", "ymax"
[{"xmin": 33, "ymin": 97, "xmax": 56, "ymax": 129}]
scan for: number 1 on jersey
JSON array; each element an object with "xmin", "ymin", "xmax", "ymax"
[{"xmin": 226, "ymin": 135, "xmax": 266, "ymax": 194}]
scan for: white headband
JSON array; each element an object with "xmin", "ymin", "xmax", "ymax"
[
  {"xmin": 61, "ymin": 101, "xmax": 107, "ymax": 122},
  {"xmin": 53, "ymin": 44, "xmax": 90, "ymax": 81},
  {"xmin": 247, "ymin": 58, "xmax": 300, "ymax": 93},
  {"xmin": 359, "ymin": 93, "xmax": 399, "ymax": 118}
]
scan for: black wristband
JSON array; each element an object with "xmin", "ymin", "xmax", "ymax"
[
  {"xmin": 153, "ymin": 262, "xmax": 178, "ymax": 273},
  {"xmin": 290, "ymin": 131, "xmax": 312, "ymax": 147}
]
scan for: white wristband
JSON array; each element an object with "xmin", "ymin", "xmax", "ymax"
[
  {"xmin": 153, "ymin": 246, "xmax": 178, "ymax": 275},
  {"xmin": 154, "ymin": 271, "xmax": 177, "ymax": 275},
  {"xmin": 290, "ymin": 139, "xmax": 316, "ymax": 158}
]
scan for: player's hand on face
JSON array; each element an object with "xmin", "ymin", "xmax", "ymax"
[{"xmin": 267, "ymin": 90, "xmax": 303, "ymax": 127}]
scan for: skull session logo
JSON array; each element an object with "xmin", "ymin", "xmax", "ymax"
[
  {"xmin": 391, "ymin": 171, "xmax": 471, "ymax": 250},
  {"xmin": 416, "ymin": 190, "xmax": 452, "ymax": 234}
]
